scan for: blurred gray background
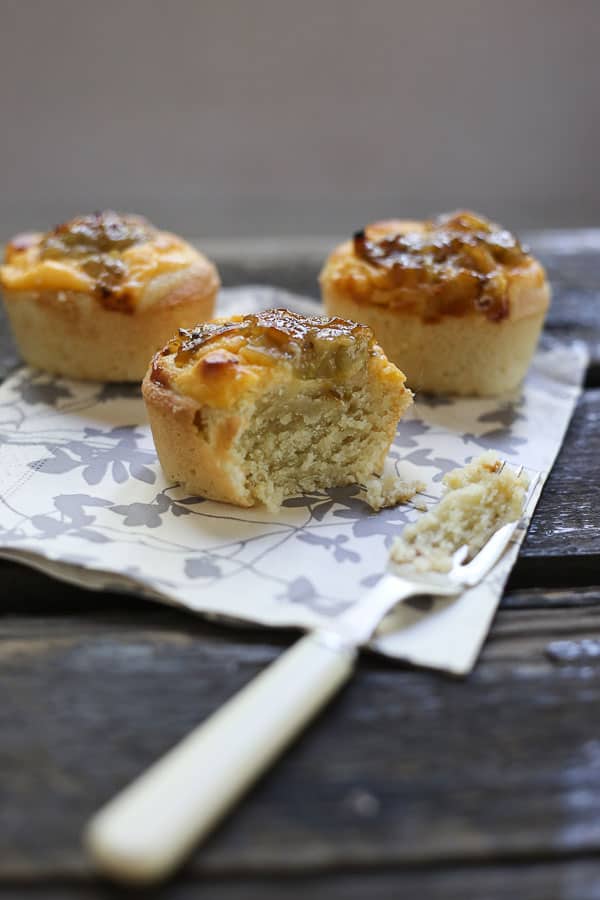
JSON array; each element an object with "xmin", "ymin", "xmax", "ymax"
[{"xmin": 1, "ymin": 0, "xmax": 599, "ymax": 242}]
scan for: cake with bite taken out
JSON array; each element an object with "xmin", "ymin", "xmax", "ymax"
[{"xmin": 143, "ymin": 308, "xmax": 413, "ymax": 508}]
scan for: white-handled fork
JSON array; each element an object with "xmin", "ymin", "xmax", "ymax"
[{"xmin": 85, "ymin": 467, "xmax": 540, "ymax": 885}]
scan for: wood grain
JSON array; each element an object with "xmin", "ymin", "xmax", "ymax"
[
  {"xmin": 2, "ymin": 857, "xmax": 600, "ymax": 900},
  {"xmin": 518, "ymin": 390, "xmax": 600, "ymax": 565},
  {"xmin": 1, "ymin": 601, "xmax": 600, "ymax": 882}
]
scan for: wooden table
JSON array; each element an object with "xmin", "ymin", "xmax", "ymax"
[{"xmin": 1, "ymin": 231, "xmax": 600, "ymax": 899}]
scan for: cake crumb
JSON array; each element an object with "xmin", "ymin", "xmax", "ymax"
[
  {"xmin": 390, "ymin": 451, "xmax": 528, "ymax": 572},
  {"xmin": 364, "ymin": 468, "xmax": 426, "ymax": 511}
]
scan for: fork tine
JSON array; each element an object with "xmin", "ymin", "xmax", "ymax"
[
  {"xmin": 452, "ymin": 467, "xmax": 542, "ymax": 587},
  {"xmin": 453, "ymin": 519, "xmax": 520, "ymax": 587},
  {"xmin": 523, "ymin": 470, "xmax": 542, "ymax": 516}
]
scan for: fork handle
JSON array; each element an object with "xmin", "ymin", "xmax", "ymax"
[{"xmin": 85, "ymin": 631, "xmax": 357, "ymax": 885}]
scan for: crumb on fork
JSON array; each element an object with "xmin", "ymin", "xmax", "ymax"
[{"xmin": 390, "ymin": 451, "xmax": 529, "ymax": 573}]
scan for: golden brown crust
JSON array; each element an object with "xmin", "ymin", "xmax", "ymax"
[
  {"xmin": 150, "ymin": 308, "xmax": 395, "ymax": 409},
  {"xmin": 0, "ymin": 212, "xmax": 220, "ymax": 381},
  {"xmin": 320, "ymin": 211, "xmax": 550, "ymax": 324},
  {"xmin": 142, "ymin": 375, "xmax": 253, "ymax": 506},
  {"xmin": 1, "ymin": 211, "xmax": 207, "ymax": 312},
  {"xmin": 320, "ymin": 210, "xmax": 551, "ymax": 395}
]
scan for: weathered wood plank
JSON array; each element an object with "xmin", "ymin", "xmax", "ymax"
[
  {"xmin": 537, "ymin": 248, "xmax": 600, "ymax": 385},
  {"xmin": 1, "ymin": 604, "xmax": 600, "ymax": 880},
  {"xmin": 502, "ymin": 586, "xmax": 600, "ymax": 610},
  {"xmin": 2, "ymin": 556, "xmax": 599, "ymax": 618},
  {"xmin": 519, "ymin": 389, "xmax": 600, "ymax": 563},
  {"xmin": 2, "ymin": 857, "xmax": 600, "ymax": 900}
]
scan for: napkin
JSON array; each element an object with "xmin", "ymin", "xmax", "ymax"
[{"xmin": 0, "ymin": 287, "xmax": 588, "ymax": 673}]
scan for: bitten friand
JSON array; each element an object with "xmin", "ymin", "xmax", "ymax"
[
  {"xmin": 320, "ymin": 211, "xmax": 550, "ymax": 396},
  {"xmin": 143, "ymin": 309, "xmax": 413, "ymax": 508},
  {"xmin": 0, "ymin": 211, "xmax": 220, "ymax": 381}
]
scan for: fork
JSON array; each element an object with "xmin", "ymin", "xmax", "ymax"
[{"xmin": 85, "ymin": 465, "xmax": 540, "ymax": 885}]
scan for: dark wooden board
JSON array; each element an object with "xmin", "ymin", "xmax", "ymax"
[
  {"xmin": 516, "ymin": 389, "xmax": 600, "ymax": 565},
  {"xmin": 2, "ymin": 600, "xmax": 600, "ymax": 885},
  {"xmin": 2, "ymin": 857, "xmax": 600, "ymax": 900}
]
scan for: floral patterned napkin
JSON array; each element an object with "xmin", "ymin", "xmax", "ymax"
[{"xmin": 0, "ymin": 287, "xmax": 588, "ymax": 673}]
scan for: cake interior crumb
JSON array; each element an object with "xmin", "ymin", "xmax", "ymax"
[
  {"xmin": 237, "ymin": 376, "xmax": 407, "ymax": 510},
  {"xmin": 363, "ymin": 464, "xmax": 426, "ymax": 511},
  {"xmin": 390, "ymin": 451, "xmax": 528, "ymax": 573}
]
